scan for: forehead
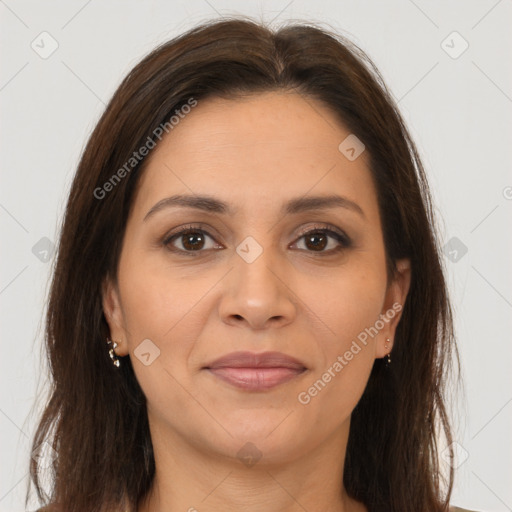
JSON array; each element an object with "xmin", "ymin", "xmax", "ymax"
[
  {"xmin": 132, "ymin": 91, "xmax": 378, "ymax": 220},
  {"xmin": 156, "ymin": 91, "xmax": 356, "ymax": 159}
]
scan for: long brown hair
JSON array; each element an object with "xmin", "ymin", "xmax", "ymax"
[{"xmin": 28, "ymin": 16, "xmax": 461, "ymax": 512}]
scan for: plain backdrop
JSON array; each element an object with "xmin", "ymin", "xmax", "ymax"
[{"xmin": 1, "ymin": 1, "xmax": 511, "ymax": 511}]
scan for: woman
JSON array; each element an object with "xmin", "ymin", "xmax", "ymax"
[{"xmin": 28, "ymin": 17, "xmax": 476, "ymax": 512}]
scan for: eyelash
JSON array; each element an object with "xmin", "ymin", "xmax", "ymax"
[{"xmin": 162, "ymin": 223, "xmax": 352, "ymax": 256}]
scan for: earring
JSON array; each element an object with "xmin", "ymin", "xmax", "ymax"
[
  {"xmin": 385, "ymin": 338, "xmax": 392, "ymax": 367},
  {"xmin": 106, "ymin": 338, "xmax": 121, "ymax": 368}
]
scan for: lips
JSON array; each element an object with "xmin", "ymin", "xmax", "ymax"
[
  {"xmin": 205, "ymin": 351, "xmax": 307, "ymax": 370},
  {"xmin": 204, "ymin": 351, "xmax": 307, "ymax": 391}
]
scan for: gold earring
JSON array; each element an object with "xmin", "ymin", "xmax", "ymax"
[
  {"xmin": 106, "ymin": 338, "xmax": 121, "ymax": 368},
  {"xmin": 385, "ymin": 338, "xmax": 392, "ymax": 366}
]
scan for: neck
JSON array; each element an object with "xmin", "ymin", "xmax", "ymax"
[{"xmin": 137, "ymin": 415, "xmax": 367, "ymax": 512}]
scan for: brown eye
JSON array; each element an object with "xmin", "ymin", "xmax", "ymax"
[
  {"xmin": 164, "ymin": 226, "xmax": 222, "ymax": 254},
  {"xmin": 303, "ymin": 231, "xmax": 328, "ymax": 251},
  {"xmin": 292, "ymin": 226, "xmax": 351, "ymax": 254},
  {"xmin": 163, "ymin": 224, "xmax": 351, "ymax": 256},
  {"xmin": 180, "ymin": 231, "xmax": 206, "ymax": 251}
]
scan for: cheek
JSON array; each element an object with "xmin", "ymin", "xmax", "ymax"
[
  {"xmin": 118, "ymin": 247, "xmax": 206, "ymax": 339},
  {"xmin": 297, "ymin": 346, "xmax": 374, "ymax": 440},
  {"xmin": 117, "ymin": 262, "xmax": 209, "ymax": 416},
  {"xmin": 312, "ymin": 265, "xmax": 387, "ymax": 348},
  {"xmin": 295, "ymin": 264, "xmax": 385, "ymax": 405},
  {"xmin": 117, "ymin": 252, "xmax": 223, "ymax": 386},
  {"xmin": 296, "ymin": 275, "xmax": 382, "ymax": 428}
]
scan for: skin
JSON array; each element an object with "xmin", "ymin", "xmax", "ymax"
[{"xmin": 103, "ymin": 90, "xmax": 411, "ymax": 512}]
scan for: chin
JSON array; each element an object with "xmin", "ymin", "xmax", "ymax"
[{"xmin": 219, "ymin": 416, "xmax": 308, "ymax": 461}]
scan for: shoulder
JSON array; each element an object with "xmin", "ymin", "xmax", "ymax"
[
  {"xmin": 33, "ymin": 505, "xmax": 61, "ymax": 512},
  {"xmin": 450, "ymin": 506, "xmax": 481, "ymax": 512}
]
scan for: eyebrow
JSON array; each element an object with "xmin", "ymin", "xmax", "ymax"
[{"xmin": 143, "ymin": 193, "xmax": 365, "ymax": 221}]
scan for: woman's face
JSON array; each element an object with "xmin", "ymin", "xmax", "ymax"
[{"xmin": 103, "ymin": 91, "xmax": 410, "ymax": 466}]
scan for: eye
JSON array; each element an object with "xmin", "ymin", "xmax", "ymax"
[
  {"xmin": 162, "ymin": 223, "xmax": 351, "ymax": 256},
  {"xmin": 291, "ymin": 224, "xmax": 352, "ymax": 254},
  {"xmin": 163, "ymin": 224, "xmax": 223, "ymax": 254}
]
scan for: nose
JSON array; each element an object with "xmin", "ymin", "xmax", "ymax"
[{"xmin": 218, "ymin": 246, "xmax": 297, "ymax": 331}]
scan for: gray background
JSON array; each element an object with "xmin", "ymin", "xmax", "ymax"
[{"xmin": 1, "ymin": 1, "xmax": 511, "ymax": 511}]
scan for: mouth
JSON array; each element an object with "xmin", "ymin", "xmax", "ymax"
[
  {"xmin": 203, "ymin": 351, "xmax": 308, "ymax": 391},
  {"xmin": 205, "ymin": 367, "xmax": 307, "ymax": 391}
]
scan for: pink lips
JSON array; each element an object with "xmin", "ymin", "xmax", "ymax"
[{"xmin": 204, "ymin": 351, "xmax": 307, "ymax": 391}]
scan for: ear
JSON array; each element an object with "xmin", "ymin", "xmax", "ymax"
[
  {"xmin": 101, "ymin": 276, "xmax": 129, "ymax": 356},
  {"xmin": 376, "ymin": 258, "xmax": 411, "ymax": 359}
]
